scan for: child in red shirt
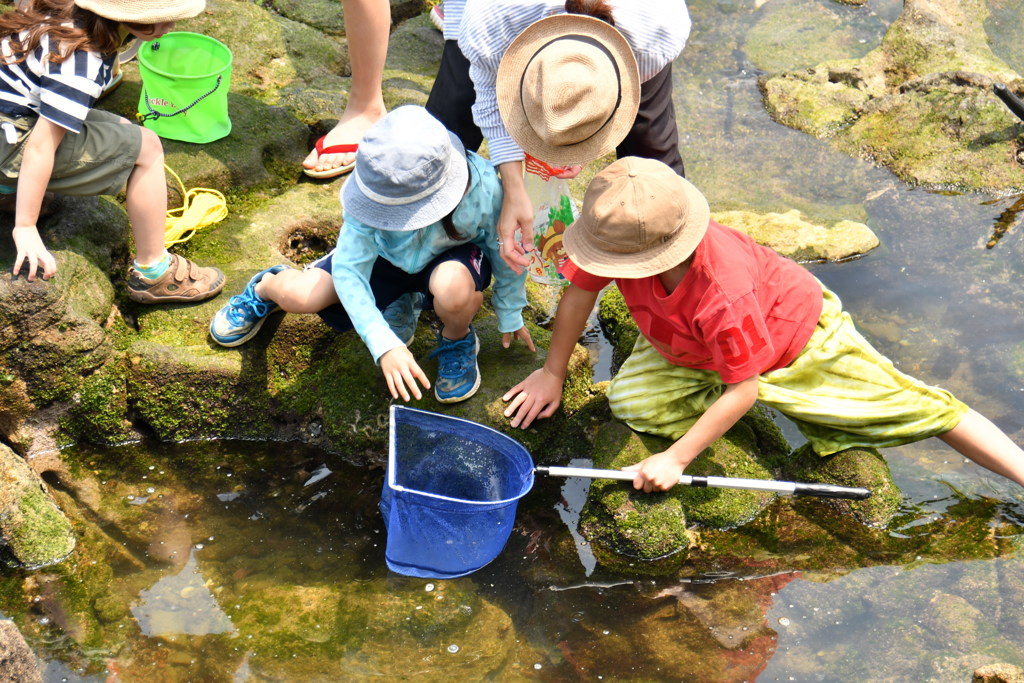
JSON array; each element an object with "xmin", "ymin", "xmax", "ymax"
[{"xmin": 503, "ymin": 157, "xmax": 1024, "ymax": 493}]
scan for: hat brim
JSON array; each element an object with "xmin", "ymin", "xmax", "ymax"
[
  {"xmin": 497, "ymin": 14, "xmax": 640, "ymax": 167},
  {"xmin": 563, "ymin": 175, "xmax": 711, "ymax": 279},
  {"xmin": 341, "ymin": 132, "xmax": 469, "ymax": 232},
  {"xmin": 75, "ymin": 0, "xmax": 206, "ymax": 23}
]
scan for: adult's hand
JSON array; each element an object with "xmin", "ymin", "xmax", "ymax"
[
  {"xmin": 497, "ymin": 160, "xmax": 534, "ymax": 274},
  {"xmin": 379, "ymin": 345, "xmax": 430, "ymax": 401},
  {"xmin": 552, "ymin": 164, "xmax": 583, "ymax": 180}
]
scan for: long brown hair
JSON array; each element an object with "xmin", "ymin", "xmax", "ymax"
[
  {"xmin": 564, "ymin": 0, "xmax": 615, "ymax": 26},
  {"xmin": 0, "ymin": 0, "xmax": 122, "ymax": 65}
]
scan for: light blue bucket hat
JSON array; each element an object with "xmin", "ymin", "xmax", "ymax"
[{"xmin": 341, "ymin": 106, "xmax": 468, "ymax": 231}]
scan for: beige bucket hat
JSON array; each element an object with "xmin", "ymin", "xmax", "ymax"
[
  {"xmin": 496, "ymin": 13, "xmax": 640, "ymax": 166},
  {"xmin": 74, "ymin": 0, "xmax": 206, "ymax": 23},
  {"xmin": 563, "ymin": 157, "xmax": 710, "ymax": 278}
]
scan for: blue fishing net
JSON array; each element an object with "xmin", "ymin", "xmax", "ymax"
[{"xmin": 380, "ymin": 406, "xmax": 535, "ymax": 578}]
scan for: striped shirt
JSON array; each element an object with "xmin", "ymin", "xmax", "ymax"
[
  {"xmin": 0, "ymin": 29, "xmax": 115, "ymax": 133},
  {"xmin": 449, "ymin": 0, "xmax": 692, "ymax": 167}
]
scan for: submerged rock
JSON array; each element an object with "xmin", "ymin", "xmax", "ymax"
[{"xmin": 760, "ymin": 0, "xmax": 1024, "ymax": 192}]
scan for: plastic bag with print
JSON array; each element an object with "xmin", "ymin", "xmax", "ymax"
[{"xmin": 523, "ymin": 155, "xmax": 579, "ymax": 286}]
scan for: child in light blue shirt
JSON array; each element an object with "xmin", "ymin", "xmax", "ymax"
[{"xmin": 210, "ymin": 106, "xmax": 533, "ymax": 403}]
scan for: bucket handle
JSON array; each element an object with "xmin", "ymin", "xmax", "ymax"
[{"xmin": 136, "ymin": 75, "xmax": 223, "ymax": 124}]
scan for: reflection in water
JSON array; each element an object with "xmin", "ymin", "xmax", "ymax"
[
  {"xmin": 553, "ymin": 458, "xmax": 599, "ymax": 576},
  {"xmin": 131, "ymin": 548, "xmax": 235, "ymax": 637}
]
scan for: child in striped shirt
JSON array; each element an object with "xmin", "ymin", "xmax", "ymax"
[{"xmin": 0, "ymin": 0, "xmax": 224, "ymax": 304}]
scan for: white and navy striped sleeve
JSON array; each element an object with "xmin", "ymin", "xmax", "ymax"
[{"xmin": 35, "ymin": 35, "xmax": 110, "ymax": 133}]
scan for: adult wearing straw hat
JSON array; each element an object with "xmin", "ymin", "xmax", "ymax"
[{"xmin": 425, "ymin": 0, "xmax": 691, "ymax": 273}]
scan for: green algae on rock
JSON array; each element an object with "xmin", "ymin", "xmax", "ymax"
[
  {"xmin": 784, "ymin": 444, "xmax": 902, "ymax": 527},
  {"xmin": 0, "ymin": 443, "xmax": 75, "ymax": 568},
  {"xmin": 760, "ymin": 0, "xmax": 1024, "ymax": 192},
  {"xmin": 578, "ymin": 415, "xmax": 794, "ymax": 574}
]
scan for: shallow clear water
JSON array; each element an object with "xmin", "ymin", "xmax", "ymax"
[{"xmin": 4, "ymin": 0, "xmax": 1024, "ymax": 679}]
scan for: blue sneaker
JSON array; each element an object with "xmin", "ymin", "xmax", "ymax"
[
  {"xmin": 382, "ymin": 292, "xmax": 424, "ymax": 346},
  {"xmin": 429, "ymin": 325, "xmax": 480, "ymax": 403},
  {"xmin": 209, "ymin": 265, "xmax": 287, "ymax": 347}
]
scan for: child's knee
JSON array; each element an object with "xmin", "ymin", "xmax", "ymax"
[{"xmin": 137, "ymin": 128, "xmax": 165, "ymax": 163}]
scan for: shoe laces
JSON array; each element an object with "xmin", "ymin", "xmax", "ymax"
[
  {"xmin": 430, "ymin": 334, "xmax": 475, "ymax": 377},
  {"xmin": 225, "ymin": 287, "xmax": 270, "ymax": 326}
]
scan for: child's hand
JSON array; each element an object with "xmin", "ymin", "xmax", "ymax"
[
  {"xmin": 502, "ymin": 366, "xmax": 564, "ymax": 428},
  {"xmin": 501, "ymin": 326, "xmax": 536, "ymax": 352},
  {"xmin": 379, "ymin": 346, "xmax": 430, "ymax": 401},
  {"xmin": 11, "ymin": 225, "xmax": 56, "ymax": 281},
  {"xmin": 623, "ymin": 451, "xmax": 690, "ymax": 493}
]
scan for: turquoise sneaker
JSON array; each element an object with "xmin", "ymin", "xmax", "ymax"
[
  {"xmin": 382, "ymin": 292, "xmax": 424, "ymax": 346},
  {"xmin": 209, "ymin": 265, "xmax": 287, "ymax": 347},
  {"xmin": 430, "ymin": 325, "xmax": 480, "ymax": 403}
]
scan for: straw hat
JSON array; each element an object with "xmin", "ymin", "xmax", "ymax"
[
  {"xmin": 341, "ymin": 106, "xmax": 469, "ymax": 231},
  {"xmin": 496, "ymin": 13, "xmax": 640, "ymax": 166},
  {"xmin": 74, "ymin": 0, "xmax": 206, "ymax": 23},
  {"xmin": 563, "ymin": 157, "xmax": 710, "ymax": 278}
]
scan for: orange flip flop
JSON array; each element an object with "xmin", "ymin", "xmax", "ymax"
[{"xmin": 304, "ymin": 136, "xmax": 358, "ymax": 179}]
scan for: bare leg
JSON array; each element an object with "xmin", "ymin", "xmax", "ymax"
[
  {"xmin": 428, "ymin": 261, "xmax": 482, "ymax": 340},
  {"xmin": 302, "ymin": 0, "xmax": 390, "ymax": 175},
  {"xmin": 255, "ymin": 268, "xmax": 339, "ymax": 313},
  {"xmin": 126, "ymin": 127, "xmax": 168, "ymax": 265},
  {"xmin": 938, "ymin": 409, "xmax": 1024, "ymax": 487}
]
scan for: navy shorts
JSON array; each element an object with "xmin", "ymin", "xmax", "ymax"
[{"xmin": 312, "ymin": 242, "xmax": 492, "ymax": 332}]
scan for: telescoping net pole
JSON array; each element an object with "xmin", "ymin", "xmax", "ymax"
[{"xmin": 536, "ymin": 466, "xmax": 872, "ymax": 500}]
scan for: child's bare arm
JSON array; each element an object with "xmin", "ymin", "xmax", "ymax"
[
  {"xmin": 625, "ymin": 375, "xmax": 760, "ymax": 492},
  {"xmin": 503, "ymin": 283, "xmax": 599, "ymax": 428},
  {"xmin": 12, "ymin": 118, "xmax": 65, "ymax": 280}
]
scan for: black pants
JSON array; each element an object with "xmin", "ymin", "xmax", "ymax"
[
  {"xmin": 425, "ymin": 40, "xmax": 484, "ymax": 153},
  {"xmin": 426, "ymin": 39, "xmax": 685, "ymax": 177}
]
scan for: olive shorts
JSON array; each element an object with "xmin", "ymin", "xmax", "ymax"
[
  {"xmin": 607, "ymin": 283, "xmax": 969, "ymax": 455},
  {"xmin": 0, "ymin": 108, "xmax": 142, "ymax": 196}
]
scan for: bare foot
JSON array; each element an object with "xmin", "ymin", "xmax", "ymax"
[{"xmin": 303, "ymin": 100, "xmax": 387, "ymax": 176}]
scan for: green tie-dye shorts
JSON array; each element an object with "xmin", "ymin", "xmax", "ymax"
[{"xmin": 606, "ymin": 283, "xmax": 968, "ymax": 455}]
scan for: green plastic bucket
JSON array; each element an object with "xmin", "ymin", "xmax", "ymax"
[{"xmin": 136, "ymin": 32, "xmax": 232, "ymax": 144}]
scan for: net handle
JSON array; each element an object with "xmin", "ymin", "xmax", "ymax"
[{"xmin": 536, "ymin": 466, "xmax": 872, "ymax": 500}]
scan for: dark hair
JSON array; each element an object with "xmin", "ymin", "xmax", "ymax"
[
  {"xmin": 0, "ymin": 0, "xmax": 123, "ymax": 65},
  {"xmin": 564, "ymin": 0, "xmax": 615, "ymax": 26}
]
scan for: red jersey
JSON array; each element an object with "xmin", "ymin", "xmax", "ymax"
[{"xmin": 561, "ymin": 220, "xmax": 823, "ymax": 383}]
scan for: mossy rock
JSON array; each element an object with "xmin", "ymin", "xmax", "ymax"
[
  {"xmin": 783, "ymin": 444, "xmax": 902, "ymax": 527},
  {"xmin": 712, "ymin": 209, "xmax": 879, "ymax": 262},
  {"xmin": 596, "ymin": 287, "xmax": 637, "ymax": 377},
  {"xmin": 760, "ymin": 0, "xmax": 1024, "ymax": 192},
  {"xmin": 0, "ymin": 443, "xmax": 75, "ymax": 568},
  {"xmin": 578, "ymin": 412, "xmax": 792, "ymax": 574}
]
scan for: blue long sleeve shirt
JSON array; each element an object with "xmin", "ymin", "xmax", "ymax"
[{"xmin": 331, "ymin": 151, "xmax": 528, "ymax": 362}]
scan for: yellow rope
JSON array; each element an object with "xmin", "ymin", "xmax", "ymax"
[{"xmin": 163, "ymin": 163, "xmax": 228, "ymax": 248}]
